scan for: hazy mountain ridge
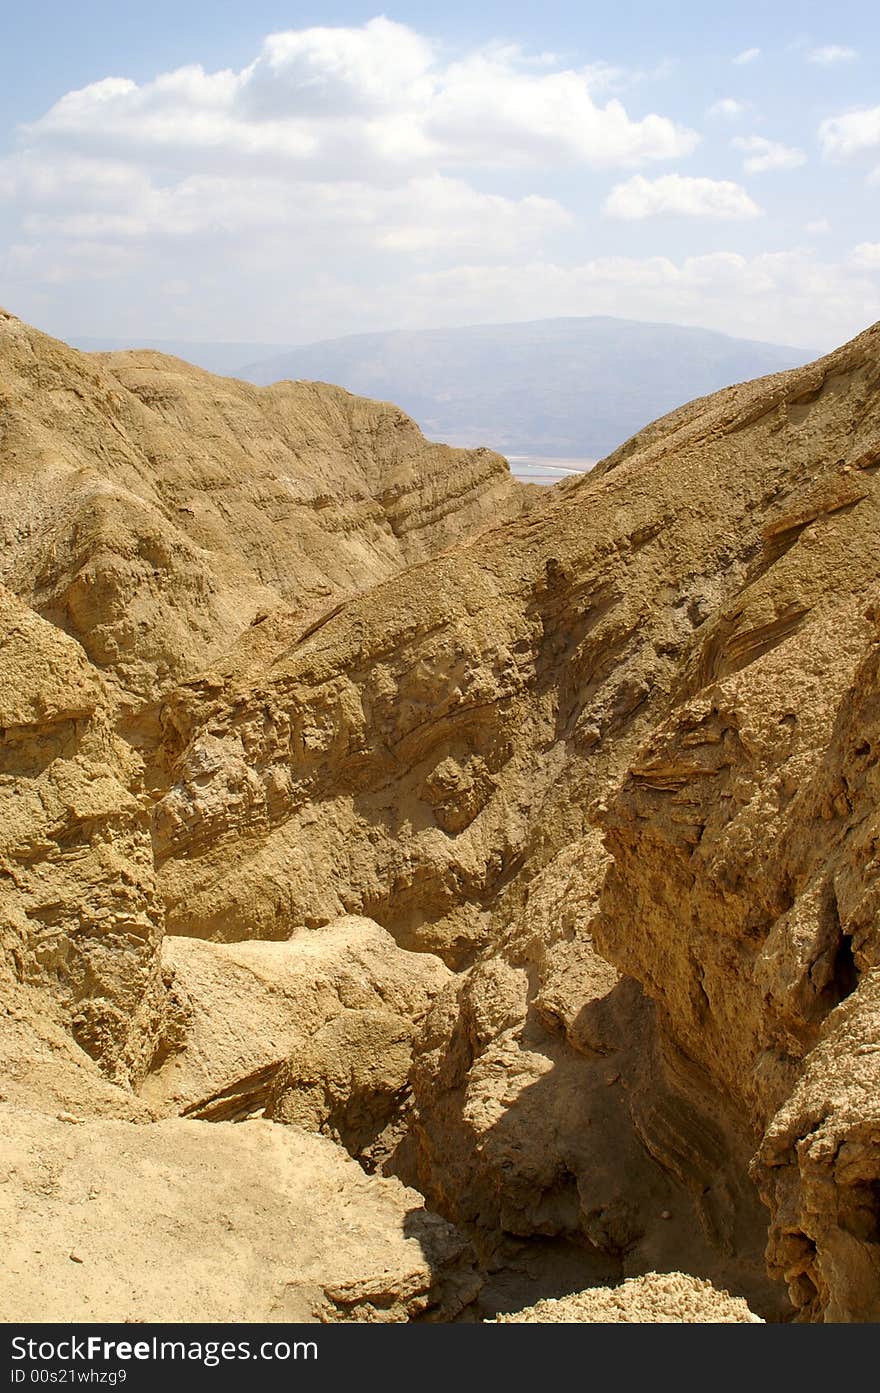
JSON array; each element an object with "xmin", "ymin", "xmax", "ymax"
[{"xmin": 240, "ymin": 316, "xmax": 813, "ymax": 457}]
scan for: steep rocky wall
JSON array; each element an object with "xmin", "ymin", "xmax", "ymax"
[
  {"xmin": 4, "ymin": 308, "xmax": 880, "ymax": 1322},
  {"xmin": 145, "ymin": 325, "xmax": 880, "ymax": 1318},
  {"xmin": 153, "ymin": 331, "xmax": 880, "ymax": 969},
  {"xmin": 0, "ymin": 584, "xmax": 163, "ymax": 1082},
  {"xmin": 152, "ymin": 344, "xmax": 804, "ymax": 961},
  {"xmin": 0, "ymin": 309, "xmax": 529, "ymax": 715},
  {"xmin": 589, "ymin": 339, "xmax": 880, "ymax": 1319}
]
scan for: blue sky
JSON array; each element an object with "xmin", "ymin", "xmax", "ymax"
[{"xmin": 1, "ymin": 2, "xmax": 878, "ymax": 349}]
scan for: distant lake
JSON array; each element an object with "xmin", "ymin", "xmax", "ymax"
[{"xmin": 507, "ymin": 455, "xmax": 597, "ymax": 486}]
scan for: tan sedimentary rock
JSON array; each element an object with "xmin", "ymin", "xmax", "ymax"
[
  {"xmin": 0, "ymin": 1104, "xmax": 478, "ymax": 1323},
  {"xmin": 591, "ymin": 333, "xmax": 880, "ymax": 1318},
  {"xmin": 0, "ymin": 986, "xmax": 156, "ymax": 1122},
  {"xmin": 755, "ymin": 975, "xmax": 880, "ymax": 1322},
  {"xmin": 154, "ymin": 328, "xmax": 880, "ymax": 971},
  {"xmin": 4, "ymin": 305, "xmax": 880, "ymax": 1323},
  {"xmin": 140, "ymin": 916, "xmax": 449, "ymax": 1165},
  {"xmin": 493, "ymin": 1272, "xmax": 762, "ymax": 1323},
  {"xmin": 149, "ymin": 327, "xmax": 880, "ymax": 1318},
  {"xmin": 408, "ymin": 326, "xmax": 880, "ymax": 1320},
  {"xmin": 0, "ymin": 308, "xmax": 529, "ymax": 716},
  {"xmin": 0, "ymin": 583, "xmax": 164, "ymax": 1083}
]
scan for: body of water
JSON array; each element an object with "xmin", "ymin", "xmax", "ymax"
[{"xmin": 507, "ymin": 455, "xmax": 597, "ymax": 486}]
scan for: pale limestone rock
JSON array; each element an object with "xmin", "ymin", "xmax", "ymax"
[
  {"xmin": 0, "ymin": 584, "xmax": 164, "ymax": 1084},
  {"xmin": 4, "ymin": 304, "xmax": 880, "ymax": 1323},
  {"xmin": 0, "ymin": 1104, "xmax": 478, "ymax": 1323},
  {"xmin": 139, "ymin": 917, "xmax": 449, "ymax": 1162},
  {"xmin": 0, "ymin": 309, "xmax": 528, "ymax": 712}
]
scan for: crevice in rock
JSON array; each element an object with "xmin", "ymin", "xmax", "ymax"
[
  {"xmin": 829, "ymin": 931, "xmax": 859, "ymax": 1005},
  {"xmin": 181, "ymin": 1061, "xmax": 283, "ymax": 1122}
]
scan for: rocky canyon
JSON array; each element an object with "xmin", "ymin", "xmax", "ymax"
[{"xmin": 1, "ymin": 305, "xmax": 879, "ymax": 1323}]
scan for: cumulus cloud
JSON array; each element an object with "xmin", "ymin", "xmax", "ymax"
[
  {"xmin": 3, "ymin": 154, "xmax": 569, "ymax": 259},
  {"xmin": 731, "ymin": 136, "xmax": 806, "ymax": 173},
  {"xmin": 603, "ymin": 173, "xmax": 761, "ymax": 220},
  {"xmin": 851, "ymin": 242, "xmax": 880, "ymax": 270},
  {"xmin": 0, "ymin": 235, "xmax": 139, "ymax": 285},
  {"xmin": 819, "ymin": 105, "xmax": 880, "ymax": 159},
  {"xmin": 707, "ymin": 98, "xmax": 747, "ymax": 119},
  {"xmin": 0, "ymin": 16, "xmax": 703, "ymax": 324},
  {"xmin": 1, "ymin": 15, "xmax": 876, "ymax": 356},
  {"xmin": 19, "ymin": 18, "xmax": 697, "ymax": 176},
  {"xmin": 733, "ymin": 48, "xmax": 761, "ymax": 65},
  {"xmin": 423, "ymin": 52, "xmax": 697, "ymax": 167},
  {"xmin": 807, "ymin": 45, "xmax": 857, "ymax": 65}
]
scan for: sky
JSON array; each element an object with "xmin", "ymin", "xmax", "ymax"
[{"xmin": 1, "ymin": 1, "xmax": 879, "ymax": 351}]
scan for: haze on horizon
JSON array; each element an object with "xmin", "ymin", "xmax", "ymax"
[{"xmin": 1, "ymin": 0, "xmax": 879, "ymax": 353}]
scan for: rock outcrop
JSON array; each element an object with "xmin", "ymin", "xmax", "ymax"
[
  {"xmin": 3, "ymin": 305, "xmax": 880, "ymax": 1322},
  {"xmin": 0, "ymin": 309, "xmax": 529, "ymax": 718},
  {"xmin": 0, "ymin": 583, "xmax": 163, "ymax": 1083},
  {"xmin": 0, "ymin": 1104, "xmax": 478, "ymax": 1323},
  {"xmin": 141, "ymin": 916, "xmax": 448, "ymax": 1167}
]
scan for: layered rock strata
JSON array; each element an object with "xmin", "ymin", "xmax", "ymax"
[{"xmin": 3, "ymin": 307, "xmax": 880, "ymax": 1321}]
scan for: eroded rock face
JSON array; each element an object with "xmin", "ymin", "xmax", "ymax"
[
  {"xmin": 5, "ymin": 307, "xmax": 880, "ymax": 1323},
  {"xmin": 0, "ymin": 984, "xmax": 157, "ymax": 1123},
  {"xmin": 140, "ymin": 916, "xmax": 449, "ymax": 1168},
  {"xmin": 0, "ymin": 584, "xmax": 164, "ymax": 1083},
  {"xmin": 0, "ymin": 309, "xmax": 529, "ymax": 716},
  {"xmin": 0, "ymin": 1104, "xmax": 478, "ymax": 1323},
  {"xmin": 404, "ymin": 328, "xmax": 880, "ymax": 1321},
  {"xmin": 590, "ymin": 341, "xmax": 880, "ymax": 1317},
  {"xmin": 400, "ymin": 836, "xmax": 782, "ymax": 1316},
  {"xmin": 755, "ymin": 976, "xmax": 880, "ymax": 1322},
  {"xmin": 150, "ymin": 328, "xmax": 880, "ymax": 986}
]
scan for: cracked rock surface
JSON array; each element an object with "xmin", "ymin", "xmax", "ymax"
[{"xmin": 3, "ymin": 306, "xmax": 880, "ymax": 1321}]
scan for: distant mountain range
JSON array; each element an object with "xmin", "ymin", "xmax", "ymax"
[
  {"xmin": 239, "ymin": 318, "xmax": 813, "ymax": 459},
  {"xmin": 72, "ymin": 317, "xmax": 813, "ymax": 460}
]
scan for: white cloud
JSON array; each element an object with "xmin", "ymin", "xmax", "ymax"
[
  {"xmin": 1, "ymin": 236, "xmax": 139, "ymax": 285},
  {"xmin": 251, "ymin": 18, "xmax": 435, "ymax": 114},
  {"xmin": 5, "ymin": 158, "xmax": 570, "ymax": 259},
  {"xmin": 708, "ymin": 98, "xmax": 747, "ymax": 119},
  {"xmin": 423, "ymin": 53, "xmax": 697, "ymax": 167},
  {"xmin": 733, "ymin": 48, "xmax": 761, "ymax": 65},
  {"xmin": 819, "ymin": 105, "xmax": 880, "ymax": 158},
  {"xmin": 19, "ymin": 18, "xmax": 697, "ymax": 177},
  {"xmin": 851, "ymin": 242, "xmax": 880, "ymax": 270},
  {"xmin": 603, "ymin": 173, "xmax": 761, "ymax": 220},
  {"xmin": 0, "ymin": 17, "xmax": 703, "ymax": 315},
  {"xmin": 5, "ymin": 219, "xmax": 877, "ymax": 354},
  {"xmin": 731, "ymin": 136, "xmax": 806, "ymax": 173},
  {"xmin": 1, "ymin": 16, "xmax": 876, "ymax": 358},
  {"xmin": 807, "ymin": 45, "xmax": 857, "ymax": 65},
  {"xmin": 806, "ymin": 219, "xmax": 831, "ymax": 235}
]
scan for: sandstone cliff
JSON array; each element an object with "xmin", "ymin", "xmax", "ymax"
[
  {"xmin": 0, "ymin": 583, "xmax": 164, "ymax": 1082},
  {"xmin": 0, "ymin": 309, "xmax": 528, "ymax": 720},
  {"xmin": 2, "ymin": 306, "xmax": 880, "ymax": 1322}
]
